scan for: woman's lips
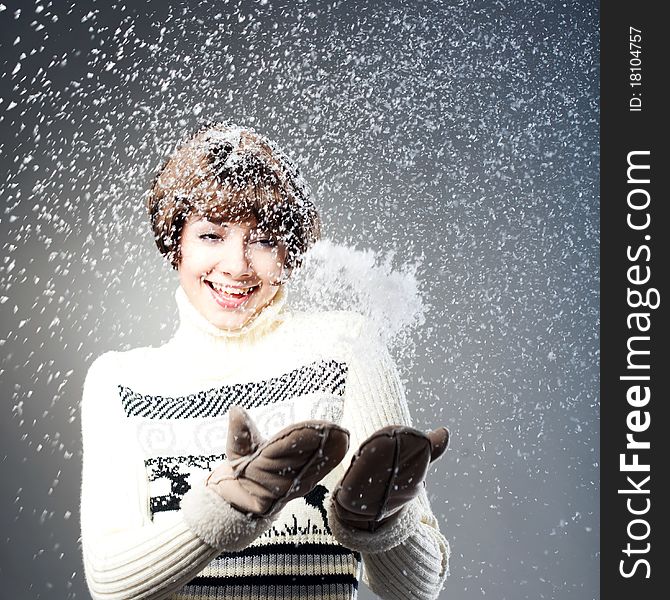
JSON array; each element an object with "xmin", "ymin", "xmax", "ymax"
[{"xmin": 205, "ymin": 280, "xmax": 258, "ymax": 309}]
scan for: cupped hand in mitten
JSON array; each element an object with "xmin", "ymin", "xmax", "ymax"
[
  {"xmin": 207, "ymin": 405, "xmax": 350, "ymax": 518},
  {"xmin": 332, "ymin": 425, "xmax": 449, "ymax": 532}
]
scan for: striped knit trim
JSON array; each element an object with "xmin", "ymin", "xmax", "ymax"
[
  {"xmin": 179, "ymin": 541, "xmax": 361, "ymax": 599},
  {"xmin": 189, "ymin": 574, "xmax": 358, "ymax": 587},
  {"xmin": 175, "ymin": 581, "xmax": 358, "ymax": 600},
  {"xmin": 118, "ymin": 360, "xmax": 348, "ymax": 419},
  {"xmin": 199, "ymin": 542, "xmax": 361, "ymax": 580},
  {"xmin": 217, "ymin": 542, "xmax": 361, "ymax": 560}
]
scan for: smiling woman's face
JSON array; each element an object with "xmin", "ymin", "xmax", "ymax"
[{"xmin": 177, "ymin": 215, "xmax": 287, "ymax": 331}]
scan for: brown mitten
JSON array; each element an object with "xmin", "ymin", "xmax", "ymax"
[
  {"xmin": 332, "ymin": 425, "xmax": 449, "ymax": 532},
  {"xmin": 207, "ymin": 406, "xmax": 350, "ymax": 518}
]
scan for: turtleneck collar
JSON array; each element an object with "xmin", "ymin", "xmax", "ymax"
[{"xmin": 172, "ymin": 284, "xmax": 288, "ymax": 348}]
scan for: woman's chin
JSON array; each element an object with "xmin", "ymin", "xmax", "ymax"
[{"xmin": 208, "ymin": 310, "xmax": 255, "ymax": 331}]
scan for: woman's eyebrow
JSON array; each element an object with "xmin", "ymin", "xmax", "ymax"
[{"xmin": 193, "ymin": 218, "xmax": 228, "ymax": 228}]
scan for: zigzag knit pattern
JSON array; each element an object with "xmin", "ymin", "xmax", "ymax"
[{"xmin": 119, "ymin": 360, "xmax": 348, "ymax": 419}]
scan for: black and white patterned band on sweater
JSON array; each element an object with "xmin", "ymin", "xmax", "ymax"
[{"xmin": 80, "ymin": 285, "xmax": 450, "ymax": 600}]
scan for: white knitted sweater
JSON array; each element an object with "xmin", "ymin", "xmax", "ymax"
[{"xmin": 80, "ymin": 285, "xmax": 450, "ymax": 600}]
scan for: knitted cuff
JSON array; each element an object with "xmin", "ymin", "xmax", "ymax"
[
  {"xmin": 327, "ymin": 496, "xmax": 422, "ymax": 554},
  {"xmin": 181, "ymin": 483, "xmax": 274, "ymax": 551}
]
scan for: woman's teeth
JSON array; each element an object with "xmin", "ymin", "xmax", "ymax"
[{"xmin": 208, "ymin": 281, "xmax": 256, "ymax": 296}]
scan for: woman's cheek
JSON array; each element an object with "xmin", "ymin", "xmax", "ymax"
[{"xmin": 257, "ymin": 251, "xmax": 284, "ymax": 278}]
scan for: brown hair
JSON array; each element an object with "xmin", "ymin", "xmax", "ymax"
[{"xmin": 147, "ymin": 123, "xmax": 321, "ymax": 270}]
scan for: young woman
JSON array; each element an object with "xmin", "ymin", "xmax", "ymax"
[{"xmin": 80, "ymin": 123, "xmax": 450, "ymax": 600}]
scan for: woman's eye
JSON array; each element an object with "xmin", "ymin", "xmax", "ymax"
[
  {"xmin": 252, "ymin": 238, "xmax": 277, "ymax": 247},
  {"xmin": 199, "ymin": 233, "xmax": 221, "ymax": 241}
]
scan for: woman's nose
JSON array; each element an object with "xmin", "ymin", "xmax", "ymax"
[{"xmin": 215, "ymin": 234, "xmax": 252, "ymax": 278}]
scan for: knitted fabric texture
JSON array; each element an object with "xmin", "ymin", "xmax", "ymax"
[
  {"xmin": 80, "ymin": 285, "xmax": 449, "ymax": 600},
  {"xmin": 326, "ymin": 498, "xmax": 421, "ymax": 554}
]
